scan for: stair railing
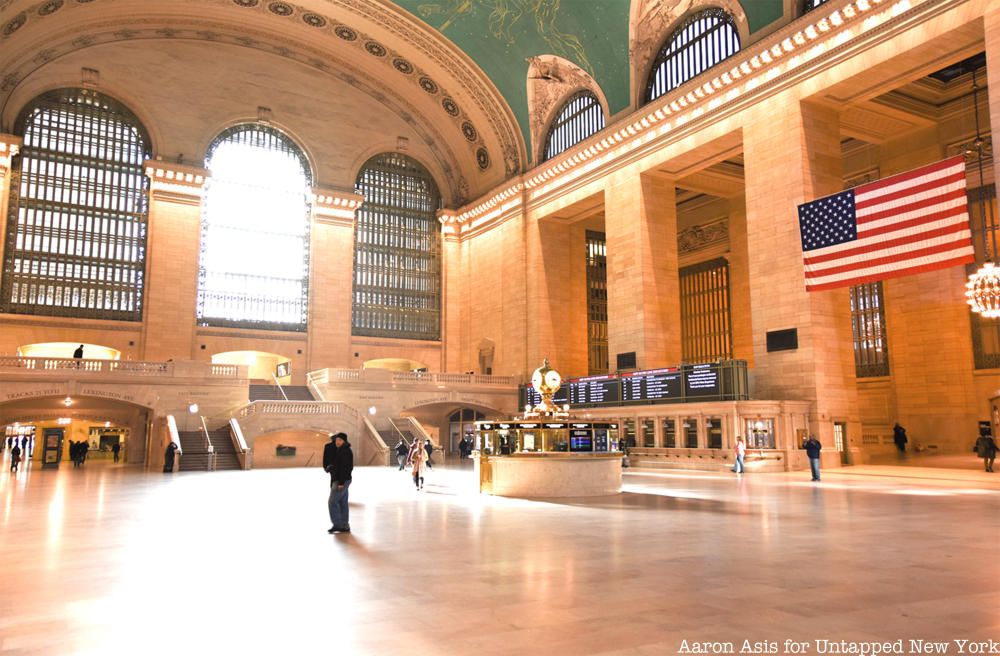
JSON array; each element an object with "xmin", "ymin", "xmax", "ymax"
[
  {"xmin": 362, "ymin": 416, "xmax": 391, "ymax": 467},
  {"xmin": 200, "ymin": 415, "xmax": 216, "ymax": 471},
  {"xmin": 271, "ymin": 373, "xmax": 289, "ymax": 401},
  {"xmin": 229, "ymin": 418, "xmax": 251, "ymax": 470},
  {"xmin": 403, "ymin": 416, "xmax": 433, "ymax": 446},
  {"xmin": 387, "ymin": 417, "xmax": 409, "ymax": 446}
]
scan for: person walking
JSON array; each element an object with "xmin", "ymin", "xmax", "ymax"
[
  {"xmin": 803, "ymin": 435, "xmax": 822, "ymax": 482},
  {"xmin": 893, "ymin": 423, "xmax": 908, "ymax": 455},
  {"xmin": 395, "ymin": 440, "xmax": 409, "ymax": 470},
  {"xmin": 9, "ymin": 443, "xmax": 21, "ymax": 473},
  {"xmin": 424, "ymin": 438, "xmax": 434, "ymax": 469},
  {"xmin": 112, "ymin": 441, "xmax": 121, "ymax": 464},
  {"xmin": 73, "ymin": 344, "xmax": 84, "ymax": 359},
  {"xmin": 409, "ymin": 439, "xmax": 427, "ymax": 490},
  {"xmin": 323, "ymin": 432, "xmax": 353, "ymax": 534},
  {"xmin": 732, "ymin": 436, "xmax": 746, "ymax": 474},
  {"xmin": 975, "ymin": 432, "xmax": 998, "ymax": 472}
]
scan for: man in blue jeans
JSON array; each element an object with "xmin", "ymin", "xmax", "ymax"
[
  {"xmin": 803, "ymin": 435, "xmax": 822, "ymax": 481},
  {"xmin": 323, "ymin": 432, "xmax": 353, "ymax": 534}
]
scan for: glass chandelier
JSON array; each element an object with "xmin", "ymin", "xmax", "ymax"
[{"xmin": 965, "ymin": 67, "xmax": 999, "ymax": 317}]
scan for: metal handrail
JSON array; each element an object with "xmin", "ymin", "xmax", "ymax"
[
  {"xmin": 387, "ymin": 417, "xmax": 409, "ymax": 445},
  {"xmin": 200, "ymin": 415, "xmax": 214, "ymax": 454},
  {"xmin": 271, "ymin": 373, "xmax": 289, "ymax": 401}
]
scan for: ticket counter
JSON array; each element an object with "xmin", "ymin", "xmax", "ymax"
[{"xmin": 474, "ymin": 420, "xmax": 623, "ymax": 497}]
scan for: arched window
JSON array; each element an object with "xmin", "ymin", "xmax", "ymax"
[
  {"xmin": 352, "ymin": 153, "xmax": 441, "ymax": 340},
  {"xmin": 1, "ymin": 89, "xmax": 151, "ymax": 320},
  {"xmin": 644, "ymin": 8, "xmax": 741, "ymax": 104},
  {"xmin": 198, "ymin": 125, "xmax": 312, "ymax": 331},
  {"xmin": 542, "ymin": 90, "xmax": 605, "ymax": 161}
]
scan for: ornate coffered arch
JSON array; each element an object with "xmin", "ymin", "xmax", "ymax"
[{"xmin": 0, "ymin": 0, "xmax": 527, "ymax": 202}]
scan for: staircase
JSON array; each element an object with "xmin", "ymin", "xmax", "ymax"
[
  {"xmin": 249, "ymin": 384, "xmax": 314, "ymax": 401},
  {"xmin": 177, "ymin": 427, "xmax": 241, "ymax": 471},
  {"xmin": 178, "ymin": 430, "xmax": 211, "ymax": 471},
  {"xmin": 211, "ymin": 427, "xmax": 241, "ymax": 470}
]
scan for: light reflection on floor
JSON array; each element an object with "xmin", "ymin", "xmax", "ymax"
[{"xmin": 2, "ymin": 455, "xmax": 1000, "ymax": 655}]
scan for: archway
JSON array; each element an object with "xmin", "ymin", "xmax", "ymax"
[
  {"xmin": 212, "ymin": 351, "xmax": 292, "ymax": 383},
  {"xmin": 18, "ymin": 342, "xmax": 121, "ymax": 360}
]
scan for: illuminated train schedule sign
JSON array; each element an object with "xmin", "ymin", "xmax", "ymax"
[{"xmin": 518, "ymin": 360, "xmax": 748, "ymax": 409}]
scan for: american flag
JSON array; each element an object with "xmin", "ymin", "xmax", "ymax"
[{"xmin": 798, "ymin": 156, "xmax": 974, "ymax": 292}]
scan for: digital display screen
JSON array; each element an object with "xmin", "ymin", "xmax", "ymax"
[
  {"xmin": 683, "ymin": 363, "xmax": 721, "ymax": 398},
  {"xmin": 566, "ymin": 375, "xmax": 620, "ymax": 406},
  {"xmin": 570, "ymin": 429, "xmax": 593, "ymax": 452},
  {"xmin": 594, "ymin": 429, "xmax": 609, "ymax": 452},
  {"xmin": 621, "ymin": 367, "xmax": 682, "ymax": 402},
  {"xmin": 523, "ymin": 385, "xmax": 569, "ymax": 408}
]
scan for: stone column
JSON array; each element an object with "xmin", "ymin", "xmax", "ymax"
[
  {"xmin": 141, "ymin": 162, "xmax": 208, "ymax": 361},
  {"xmin": 0, "ymin": 136, "xmax": 22, "ymax": 279},
  {"xmin": 306, "ymin": 188, "xmax": 363, "ymax": 372},
  {"xmin": 742, "ymin": 98, "xmax": 859, "ymax": 464},
  {"xmin": 603, "ymin": 172, "xmax": 681, "ymax": 370},
  {"xmin": 727, "ymin": 196, "xmax": 754, "ymax": 366},
  {"xmin": 440, "ymin": 218, "xmax": 466, "ymax": 373}
]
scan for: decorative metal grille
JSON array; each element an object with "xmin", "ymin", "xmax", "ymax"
[
  {"xmin": 645, "ymin": 8, "xmax": 741, "ymax": 104},
  {"xmin": 542, "ymin": 91, "xmax": 605, "ymax": 162},
  {"xmin": 2, "ymin": 88, "xmax": 151, "ymax": 320},
  {"xmin": 586, "ymin": 230, "xmax": 608, "ymax": 374},
  {"xmin": 849, "ymin": 281, "xmax": 890, "ymax": 377},
  {"xmin": 197, "ymin": 124, "xmax": 312, "ymax": 331},
  {"xmin": 679, "ymin": 258, "xmax": 733, "ymax": 363},
  {"xmin": 968, "ymin": 185, "xmax": 1000, "ymax": 369},
  {"xmin": 352, "ymin": 153, "xmax": 441, "ymax": 340}
]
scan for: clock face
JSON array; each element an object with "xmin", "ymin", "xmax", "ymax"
[
  {"xmin": 531, "ymin": 370, "xmax": 543, "ymax": 389},
  {"xmin": 544, "ymin": 370, "xmax": 562, "ymax": 388}
]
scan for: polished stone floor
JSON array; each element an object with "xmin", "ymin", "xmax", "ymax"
[{"xmin": 2, "ymin": 455, "xmax": 999, "ymax": 655}]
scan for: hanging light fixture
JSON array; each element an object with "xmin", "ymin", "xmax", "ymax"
[{"xmin": 965, "ymin": 65, "xmax": 1000, "ymax": 316}]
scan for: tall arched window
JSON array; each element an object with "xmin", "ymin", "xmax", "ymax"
[
  {"xmin": 198, "ymin": 125, "xmax": 312, "ymax": 331},
  {"xmin": 1, "ymin": 88, "xmax": 151, "ymax": 320},
  {"xmin": 644, "ymin": 8, "xmax": 741, "ymax": 103},
  {"xmin": 352, "ymin": 153, "xmax": 441, "ymax": 340},
  {"xmin": 542, "ymin": 90, "xmax": 605, "ymax": 161}
]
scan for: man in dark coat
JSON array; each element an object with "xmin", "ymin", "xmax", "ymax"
[
  {"xmin": 975, "ymin": 433, "xmax": 998, "ymax": 472},
  {"xmin": 112, "ymin": 441, "xmax": 121, "ymax": 463},
  {"xmin": 893, "ymin": 423, "xmax": 908, "ymax": 455},
  {"xmin": 803, "ymin": 435, "xmax": 822, "ymax": 482},
  {"xmin": 163, "ymin": 442, "xmax": 177, "ymax": 473},
  {"xmin": 395, "ymin": 440, "xmax": 408, "ymax": 470},
  {"xmin": 424, "ymin": 438, "xmax": 434, "ymax": 468},
  {"xmin": 9, "ymin": 443, "xmax": 21, "ymax": 472},
  {"xmin": 323, "ymin": 432, "xmax": 353, "ymax": 534}
]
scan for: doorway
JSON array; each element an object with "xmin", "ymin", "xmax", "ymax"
[{"xmin": 834, "ymin": 422, "xmax": 850, "ymax": 465}]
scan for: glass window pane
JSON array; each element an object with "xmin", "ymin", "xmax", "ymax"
[
  {"xmin": 662, "ymin": 417, "xmax": 676, "ymax": 448},
  {"xmin": 680, "ymin": 258, "xmax": 732, "ymax": 363},
  {"xmin": 683, "ymin": 418, "xmax": 698, "ymax": 448},
  {"xmin": 707, "ymin": 417, "xmax": 722, "ymax": 449},
  {"xmin": 543, "ymin": 91, "xmax": 606, "ymax": 161},
  {"xmin": 2, "ymin": 89, "xmax": 150, "ymax": 321},
  {"xmin": 645, "ymin": 9, "xmax": 741, "ymax": 104},
  {"xmin": 641, "ymin": 418, "xmax": 655, "ymax": 448}
]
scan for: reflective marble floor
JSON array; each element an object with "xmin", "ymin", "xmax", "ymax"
[{"xmin": 2, "ymin": 456, "xmax": 999, "ymax": 655}]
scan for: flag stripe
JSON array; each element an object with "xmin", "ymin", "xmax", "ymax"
[
  {"xmin": 855, "ymin": 171, "xmax": 966, "ymax": 210},
  {"xmin": 805, "ymin": 233, "xmax": 973, "ymax": 277},
  {"xmin": 857, "ymin": 187, "xmax": 967, "ymax": 224},
  {"xmin": 854, "ymin": 156, "xmax": 965, "ymax": 197},
  {"xmin": 804, "ymin": 221, "xmax": 971, "ymax": 266},
  {"xmin": 805, "ymin": 253, "xmax": 976, "ymax": 291},
  {"xmin": 797, "ymin": 156, "xmax": 974, "ymax": 292}
]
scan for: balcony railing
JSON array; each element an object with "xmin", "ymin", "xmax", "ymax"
[
  {"xmin": 238, "ymin": 401, "xmax": 358, "ymax": 418},
  {"xmin": 0, "ymin": 357, "xmax": 243, "ymax": 378},
  {"xmin": 389, "ymin": 371, "xmax": 519, "ymax": 386}
]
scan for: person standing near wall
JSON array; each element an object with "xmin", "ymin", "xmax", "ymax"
[
  {"xmin": 163, "ymin": 442, "xmax": 177, "ymax": 473},
  {"xmin": 975, "ymin": 432, "xmax": 997, "ymax": 473},
  {"xmin": 893, "ymin": 423, "xmax": 908, "ymax": 456},
  {"xmin": 732, "ymin": 436, "xmax": 746, "ymax": 474},
  {"xmin": 803, "ymin": 435, "xmax": 822, "ymax": 482},
  {"xmin": 324, "ymin": 432, "xmax": 353, "ymax": 534}
]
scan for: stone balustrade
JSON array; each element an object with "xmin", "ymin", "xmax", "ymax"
[
  {"xmin": 0, "ymin": 357, "xmax": 243, "ymax": 379},
  {"xmin": 238, "ymin": 400, "xmax": 358, "ymax": 418}
]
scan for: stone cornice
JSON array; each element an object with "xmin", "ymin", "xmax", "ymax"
[
  {"xmin": 0, "ymin": 134, "xmax": 21, "ymax": 178},
  {"xmin": 312, "ymin": 187, "xmax": 364, "ymax": 225},
  {"xmin": 442, "ymin": 0, "xmax": 947, "ymax": 239},
  {"xmin": 144, "ymin": 160, "xmax": 209, "ymax": 205}
]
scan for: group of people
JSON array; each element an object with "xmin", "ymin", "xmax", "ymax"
[
  {"xmin": 69, "ymin": 440, "xmax": 89, "ymax": 468},
  {"xmin": 731, "ymin": 434, "xmax": 823, "ymax": 481},
  {"xmin": 395, "ymin": 438, "xmax": 435, "ymax": 490}
]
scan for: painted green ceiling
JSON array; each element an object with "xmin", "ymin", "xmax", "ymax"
[{"xmin": 394, "ymin": 1, "xmax": 783, "ymax": 149}]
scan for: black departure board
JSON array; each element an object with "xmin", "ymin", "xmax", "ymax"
[
  {"xmin": 683, "ymin": 363, "xmax": 721, "ymax": 398},
  {"xmin": 523, "ymin": 385, "xmax": 569, "ymax": 408},
  {"xmin": 621, "ymin": 367, "xmax": 682, "ymax": 402},
  {"xmin": 566, "ymin": 374, "xmax": 620, "ymax": 406}
]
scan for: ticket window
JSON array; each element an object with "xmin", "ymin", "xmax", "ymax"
[
  {"xmin": 641, "ymin": 419, "xmax": 655, "ymax": 448},
  {"xmin": 623, "ymin": 419, "xmax": 636, "ymax": 449},
  {"xmin": 707, "ymin": 418, "xmax": 723, "ymax": 449},
  {"xmin": 662, "ymin": 418, "xmax": 676, "ymax": 448},
  {"xmin": 683, "ymin": 419, "xmax": 698, "ymax": 448}
]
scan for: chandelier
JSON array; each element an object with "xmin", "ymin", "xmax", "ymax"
[{"xmin": 965, "ymin": 66, "xmax": 998, "ymax": 317}]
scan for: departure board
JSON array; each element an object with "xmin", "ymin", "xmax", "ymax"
[
  {"xmin": 621, "ymin": 367, "xmax": 682, "ymax": 402},
  {"xmin": 523, "ymin": 384, "xmax": 569, "ymax": 408},
  {"xmin": 683, "ymin": 363, "xmax": 721, "ymax": 398},
  {"xmin": 566, "ymin": 374, "xmax": 620, "ymax": 406}
]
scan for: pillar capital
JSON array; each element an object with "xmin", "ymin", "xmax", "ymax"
[
  {"xmin": 144, "ymin": 160, "xmax": 209, "ymax": 206},
  {"xmin": 312, "ymin": 186, "xmax": 364, "ymax": 226},
  {"xmin": 0, "ymin": 135, "xmax": 22, "ymax": 179}
]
